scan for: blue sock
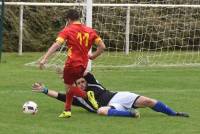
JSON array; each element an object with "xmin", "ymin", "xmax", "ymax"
[
  {"xmin": 108, "ymin": 109, "xmax": 133, "ymax": 117},
  {"xmin": 152, "ymin": 101, "xmax": 177, "ymax": 116}
]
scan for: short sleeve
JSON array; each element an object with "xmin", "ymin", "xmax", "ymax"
[
  {"xmin": 56, "ymin": 37, "xmax": 65, "ymax": 44},
  {"xmin": 56, "ymin": 28, "xmax": 68, "ymax": 44},
  {"xmin": 92, "ymin": 30, "xmax": 102, "ymax": 45},
  {"xmin": 94, "ymin": 37, "xmax": 102, "ymax": 45}
]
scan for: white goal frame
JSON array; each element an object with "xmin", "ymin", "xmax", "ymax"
[
  {"xmin": 4, "ymin": 2, "xmax": 200, "ymax": 68},
  {"xmin": 5, "ymin": 2, "xmax": 200, "ymax": 55}
]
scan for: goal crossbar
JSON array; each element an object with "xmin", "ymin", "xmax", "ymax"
[
  {"xmin": 4, "ymin": 2, "xmax": 84, "ymax": 6},
  {"xmin": 4, "ymin": 2, "xmax": 200, "ymax": 8}
]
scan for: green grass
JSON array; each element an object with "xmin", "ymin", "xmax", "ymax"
[
  {"xmin": 0, "ymin": 52, "xmax": 200, "ymax": 134},
  {"xmin": 93, "ymin": 51, "xmax": 200, "ymax": 67}
]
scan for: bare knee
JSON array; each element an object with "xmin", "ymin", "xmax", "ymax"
[
  {"xmin": 97, "ymin": 107, "xmax": 110, "ymax": 115},
  {"xmin": 135, "ymin": 96, "xmax": 157, "ymax": 108},
  {"xmin": 143, "ymin": 98, "xmax": 157, "ymax": 107}
]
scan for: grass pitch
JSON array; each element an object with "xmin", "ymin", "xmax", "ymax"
[{"xmin": 0, "ymin": 53, "xmax": 200, "ymax": 134}]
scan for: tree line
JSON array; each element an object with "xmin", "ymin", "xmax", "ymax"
[{"xmin": 3, "ymin": 0, "xmax": 200, "ymax": 52}]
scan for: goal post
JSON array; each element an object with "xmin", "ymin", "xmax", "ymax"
[
  {"xmin": 85, "ymin": 0, "xmax": 92, "ymax": 71},
  {"xmin": 0, "ymin": 0, "xmax": 5, "ymax": 63}
]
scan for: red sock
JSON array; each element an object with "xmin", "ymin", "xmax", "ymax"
[
  {"xmin": 65, "ymin": 87, "xmax": 87, "ymax": 111},
  {"xmin": 71, "ymin": 87, "xmax": 87, "ymax": 98}
]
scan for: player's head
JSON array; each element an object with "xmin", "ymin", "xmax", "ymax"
[
  {"xmin": 66, "ymin": 9, "xmax": 80, "ymax": 22},
  {"xmin": 75, "ymin": 78, "xmax": 87, "ymax": 90}
]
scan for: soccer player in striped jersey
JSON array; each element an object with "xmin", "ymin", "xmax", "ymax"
[
  {"xmin": 32, "ymin": 73, "xmax": 189, "ymax": 118},
  {"xmin": 39, "ymin": 9, "xmax": 105, "ymax": 118}
]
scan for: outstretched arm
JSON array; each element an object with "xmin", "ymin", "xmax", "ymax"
[
  {"xmin": 32, "ymin": 82, "xmax": 59, "ymax": 99},
  {"xmin": 32, "ymin": 83, "xmax": 96, "ymax": 113}
]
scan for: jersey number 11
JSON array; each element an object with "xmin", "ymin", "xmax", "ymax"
[{"xmin": 77, "ymin": 32, "xmax": 89, "ymax": 47}]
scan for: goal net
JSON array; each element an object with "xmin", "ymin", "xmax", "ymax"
[
  {"xmin": 92, "ymin": 1, "xmax": 200, "ymax": 67},
  {"xmin": 4, "ymin": 0, "xmax": 200, "ymax": 68},
  {"xmin": 5, "ymin": 0, "xmax": 86, "ymax": 69}
]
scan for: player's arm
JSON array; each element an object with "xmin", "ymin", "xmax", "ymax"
[
  {"xmin": 32, "ymin": 82, "xmax": 59, "ymax": 96},
  {"xmin": 89, "ymin": 38, "xmax": 106, "ymax": 60},
  {"xmin": 39, "ymin": 37, "xmax": 64, "ymax": 69},
  {"xmin": 32, "ymin": 82, "xmax": 95, "ymax": 113}
]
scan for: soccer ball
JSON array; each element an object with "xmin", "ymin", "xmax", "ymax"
[{"xmin": 22, "ymin": 101, "xmax": 38, "ymax": 114}]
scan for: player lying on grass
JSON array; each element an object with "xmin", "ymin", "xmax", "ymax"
[{"xmin": 32, "ymin": 73, "xmax": 189, "ymax": 118}]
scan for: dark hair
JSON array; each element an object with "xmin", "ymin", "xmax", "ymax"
[{"xmin": 66, "ymin": 9, "xmax": 80, "ymax": 21}]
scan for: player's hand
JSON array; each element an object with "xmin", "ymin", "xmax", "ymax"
[
  {"xmin": 32, "ymin": 82, "xmax": 45, "ymax": 93},
  {"xmin": 88, "ymin": 54, "xmax": 95, "ymax": 60},
  {"xmin": 39, "ymin": 59, "xmax": 47, "ymax": 69}
]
